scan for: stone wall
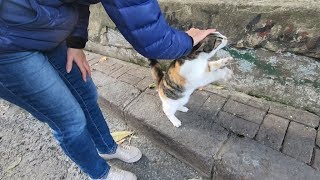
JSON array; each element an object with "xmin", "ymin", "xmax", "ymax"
[
  {"xmin": 160, "ymin": 0, "xmax": 320, "ymax": 59},
  {"xmin": 86, "ymin": 4, "xmax": 149, "ymax": 66},
  {"xmin": 87, "ymin": 1, "xmax": 320, "ymax": 60}
]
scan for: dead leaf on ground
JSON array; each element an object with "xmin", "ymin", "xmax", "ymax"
[
  {"xmin": 5, "ymin": 156, "xmax": 22, "ymax": 176},
  {"xmin": 148, "ymin": 83, "xmax": 156, "ymax": 89},
  {"xmin": 128, "ymin": 135, "xmax": 138, "ymax": 144},
  {"xmin": 99, "ymin": 56, "xmax": 108, "ymax": 62},
  {"xmin": 111, "ymin": 131, "xmax": 134, "ymax": 144},
  {"xmin": 212, "ymin": 85, "xmax": 225, "ymax": 90},
  {"xmin": 117, "ymin": 139, "xmax": 127, "ymax": 144}
]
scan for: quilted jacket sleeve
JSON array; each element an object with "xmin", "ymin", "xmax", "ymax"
[
  {"xmin": 66, "ymin": 4, "xmax": 90, "ymax": 48},
  {"xmin": 100, "ymin": 0, "xmax": 193, "ymax": 59}
]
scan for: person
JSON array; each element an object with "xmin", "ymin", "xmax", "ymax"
[{"xmin": 0, "ymin": 0, "xmax": 215, "ymax": 179}]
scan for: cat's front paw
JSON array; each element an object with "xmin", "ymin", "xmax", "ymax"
[
  {"xmin": 221, "ymin": 57, "xmax": 234, "ymax": 67},
  {"xmin": 171, "ymin": 119, "xmax": 182, "ymax": 127},
  {"xmin": 222, "ymin": 68, "xmax": 233, "ymax": 81}
]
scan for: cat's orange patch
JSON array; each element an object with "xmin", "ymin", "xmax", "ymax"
[
  {"xmin": 167, "ymin": 61, "xmax": 186, "ymax": 86},
  {"xmin": 158, "ymin": 86, "xmax": 166, "ymax": 99}
]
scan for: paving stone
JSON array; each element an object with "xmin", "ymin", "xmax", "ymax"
[
  {"xmin": 230, "ymin": 94, "xmax": 270, "ymax": 111},
  {"xmin": 85, "ymin": 51, "xmax": 102, "ymax": 61},
  {"xmin": 202, "ymin": 84, "xmax": 231, "ymax": 98},
  {"xmin": 125, "ymin": 93, "xmax": 229, "ymax": 177},
  {"xmin": 213, "ymin": 136, "xmax": 320, "ymax": 180},
  {"xmin": 110, "ymin": 65, "xmax": 131, "ymax": 79},
  {"xmin": 144, "ymin": 87, "xmax": 158, "ymax": 96},
  {"xmin": 126, "ymin": 67, "xmax": 150, "ymax": 79},
  {"xmin": 217, "ymin": 111, "xmax": 259, "ymax": 138},
  {"xmin": 118, "ymin": 73, "xmax": 143, "ymax": 86},
  {"xmin": 223, "ymin": 99, "xmax": 267, "ymax": 124},
  {"xmin": 282, "ymin": 122, "xmax": 317, "ymax": 164},
  {"xmin": 107, "ymin": 57, "xmax": 127, "ymax": 66},
  {"xmin": 198, "ymin": 93, "xmax": 227, "ymax": 122},
  {"xmin": 135, "ymin": 77, "xmax": 154, "ymax": 91},
  {"xmin": 91, "ymin": 61, "xmax": 112, "ymax": 73},
  {"xmin": 88, "ymin": 57, "xmax": 101, "ymax": 66},
  {"xmin": 186, "ymin": 91, "xmax": 210, "ymax": 113},
  {"xmin": 110, "ymin": 63, "xmax": 124, "ymax": 73},
  {"xmin": 256, "ymin": 114, "xmax": 289, "ymax": 151},
  {"xmin": 92, "ymin": 61, "xmax": 122, "ymax": 75},
  {"xmin": 312, "ymin": 148, "xmax": 320, "ymax": 171},
  {"xmin": 269, "ymin": 103, "xmax": 320, "ymax": 128},
  {"xmin": 92, "ymin": 71, "xmax": 141, "ymax": 117},
  {"xmin": 317, "ymin": 130, "xmax": 320, "ymax": 147}
]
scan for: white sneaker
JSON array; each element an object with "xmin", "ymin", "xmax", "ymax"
[
  {"xmin": 100, "ymin": 145, "xmax": 142, "ymax": 163},
  {"xmin": 103, "ymin": 167, "xmax": 137, "ymax": 180}
]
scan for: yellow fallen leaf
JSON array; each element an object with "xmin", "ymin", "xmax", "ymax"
[
  {"xmin": 100, "ymin": 56, "xmax": 108, "ymax": 62},
  {"xmin": 117, "ymin": 139, "xmax": 126, "ymax": 145},
  {"xmin": 5, "ymin": 156, "xmax": 22, "ymax": 175},
  {"xmin": 128, "ymin": 135, "xmax": 138, "ymax": 145},
  {"xmin": 213, "ymin": 85, "xmax": 225, "ymax": 90},
  {"xmin": 111, "ymin": 131, "xmax": 134, "ymax": 143},
  {"xmin": 148, "ymin": 83, "xmax": 156, "ymax": 89}
]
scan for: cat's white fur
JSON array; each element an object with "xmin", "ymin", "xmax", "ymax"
[{"xmin": 160, "ymin": 32, "xmax": 233, "ymax": 127}]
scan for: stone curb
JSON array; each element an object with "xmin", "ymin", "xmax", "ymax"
[{"xmin": 89, "ymin": 53, "xmax": 320, "ymax": 179}]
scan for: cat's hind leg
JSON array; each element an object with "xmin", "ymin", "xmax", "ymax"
[
  {"xmin": 162, "ymin": 101, "xmax": 182, "ymax": 127},
  {"xmin": 177, "ymin": 96, "xmax": 190, "ymax": 112},
  {"xmin": 177, "ymin": 106, "xmax": 189, "ymax": 112}
]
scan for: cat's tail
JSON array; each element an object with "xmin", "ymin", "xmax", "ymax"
[{"xmin": 149, "ymin": 59, "xmax": 164, "ymax": 87}]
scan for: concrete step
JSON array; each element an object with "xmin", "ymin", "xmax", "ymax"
[{"xmin": 88, "ymin": 54, "xmax": 320, "ymax": 179}]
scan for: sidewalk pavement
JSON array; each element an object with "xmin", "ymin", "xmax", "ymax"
[
  {"xmin": 85, "ymin": 50, "xmax": 320, "ymax": 179},
  {"xmin": 0, "ymin": 99, "xmax": 203, "ymax": 180}
]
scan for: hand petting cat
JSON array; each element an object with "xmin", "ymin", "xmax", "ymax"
[{"xmin": 186, "ymin": 28, "xmax": 216, "ymax": 46}]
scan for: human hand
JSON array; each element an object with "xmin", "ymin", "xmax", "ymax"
[
  {"xmin": 186, "ymin": 28, "xmax": 216, "ymax": 46},
  {"xmin": 66, "ymin": 48, "xmax": 91, "ymax": 82}
]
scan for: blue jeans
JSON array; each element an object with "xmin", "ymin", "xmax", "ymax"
[{"xmin": 0, "ymin": 43, "xmax": 117, "ymax": 179}]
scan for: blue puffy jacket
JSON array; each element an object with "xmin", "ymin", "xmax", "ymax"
[{"xmin": 0, "ymin": 0, "xmax": 192, "ymax": 59}]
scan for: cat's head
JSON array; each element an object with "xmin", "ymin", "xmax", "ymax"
[{"xmin": 185, "ymin": 32, "xmax": 228, "ymax": 59}]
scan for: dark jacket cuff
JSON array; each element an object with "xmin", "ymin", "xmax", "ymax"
[
  {"xmin": 188, "ymin": 35, "xmax": 194, "ymax": 47},
  {"xmin": 66, "ymin": 36, "xmax": 87, "ymax": 49}
]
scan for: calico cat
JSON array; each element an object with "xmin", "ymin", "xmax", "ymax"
[{"xmin": 149, "ymin": 32, "xmax": 233, "ymax": 127}]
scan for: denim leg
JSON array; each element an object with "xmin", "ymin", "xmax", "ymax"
[
  {"xmin": 46, "ymin": 43, "xmax": 117, "ymax": 154},
  {"xmin": 0, "ymin": 51, "xmax": 109, "ymax": 179}
]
